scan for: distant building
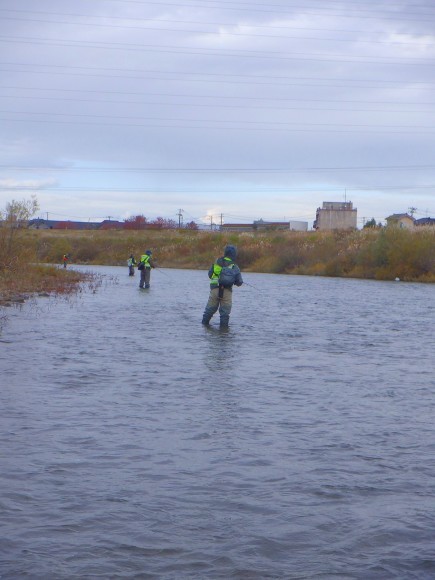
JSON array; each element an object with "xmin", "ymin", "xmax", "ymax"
[
  {"xmin": 97, "ymin": 220, "xmax": 124, "ymax": 230},
  {"xmin": 313, "ymin": 201, "xmax": 357, "ymax": 230},
  {"xmin": 220, "ymin": 219, "xmax": 308, "ymax": 233},
  {"xmin": 28, "ymin": 218, "xmax": 111, "ymax": 230},
  {"xmin": 289, "ymin": 221, "xmax": 308, "ymax": 232},
  {"xmin": 385, "ymin": 213, "xmax": 415, "ymax": 229},
  {"xmin": 253, "ymin": 219, "xmax": 290, "ymax": 231},
  {"xmin": 28, "ymin": 219, "xmax": 55, "ymax": 229},
  {"xmin": 414, "ymin": 217, "xmax": 435, "ymax": 227},
  {"xmin": 54, "ymin": 220, "xmax": 101, "ymax": 230},
  {"xmin": 220, "ymin": 223, "xmax": 254, "ymax": 232}
]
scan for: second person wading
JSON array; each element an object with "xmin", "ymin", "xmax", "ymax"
[
  {"xmin": 138, "ymin": 250, "xmax": 154, "ymax": 288},
  {"xmin": 202, "ymin": 245, "xmax": 243, "ymax": 328}
]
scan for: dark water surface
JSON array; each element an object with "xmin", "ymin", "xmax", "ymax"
[{"xmin": 1, "ymin": 266, "xmax": 435, "ymax": 579}]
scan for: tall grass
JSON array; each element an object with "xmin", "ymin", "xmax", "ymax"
[
  {"xmin": 8, "ymin": 226, "xmax": 435, "ymax": 284},
  {"xmin": 0, "ymin": 226, "xmax": 90, "ymax": 303}
]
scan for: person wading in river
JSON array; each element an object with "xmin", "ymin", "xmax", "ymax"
[
  {"xmin": 127, "ymin": 254, "xmax": 137, "ymax": 276},
  {"xmin": 138, "ymin": 250, "xmax": 155, "ymax": 288},
  {"xmin": 202, "ymin": 244, "xmax": 243, "ymax": 328}
]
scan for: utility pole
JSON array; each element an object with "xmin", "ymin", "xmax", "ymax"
[
  {"xmin": 220, "ymin": 213, "xmax": 223, "ymax": 227},
  {"xmin": 209, "ymin": 215, "xmax": 213, "ymax": 230},
  {"xmin": 177, "ymin": 209, "xmax": 184, "ymax": 228}
]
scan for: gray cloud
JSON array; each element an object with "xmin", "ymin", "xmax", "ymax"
[{"xmin": 1, "ymin": 0, "xmax": 434, "ymax": 226}]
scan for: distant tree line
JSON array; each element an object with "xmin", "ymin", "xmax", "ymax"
[
  {"xmin": 362, "ymin": 218, "xmax": 383, "ymax": 229},
  {"xmin": 123, "ymin": 215, "xmax": 198, "ymax": 230}
]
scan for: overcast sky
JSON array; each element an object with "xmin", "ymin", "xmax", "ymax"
[{"xmin": 1, "ymin": 0, "xmax": 434, "ymax": 228}]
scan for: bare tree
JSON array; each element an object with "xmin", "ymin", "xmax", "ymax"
[{"xmin": 0, "ymin": 196, "xmax": 39, "ymax": 269}]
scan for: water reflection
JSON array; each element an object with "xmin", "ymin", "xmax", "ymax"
[{"xmin": 202, "ymin": 326, "xmax": 235, "ymax": 367}]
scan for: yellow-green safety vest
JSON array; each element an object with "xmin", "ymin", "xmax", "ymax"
[
  {"xmin": 210, "ymin": 257, "xmax": 233, "ymax": 286},
  {"xmin": 140, "ymin": 254, "xmax": 151, "ymax": 268}
]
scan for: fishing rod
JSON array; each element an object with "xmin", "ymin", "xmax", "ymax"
[
  {"xmin": 153, "ymin": 267, "xmax": 171, "ymax": 277},
  {"xmin": 243, "ymin": 281, "xmax": 261, "ymax": 292}
]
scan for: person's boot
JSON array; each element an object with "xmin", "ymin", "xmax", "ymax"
[{"xmin": 220, "ymin": 315, "xmax": 229, "ymax": 328}]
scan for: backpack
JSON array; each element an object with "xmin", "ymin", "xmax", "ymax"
[{"xmin": 218, "ymin": 262, "xmax": 238, "ymax": 288}]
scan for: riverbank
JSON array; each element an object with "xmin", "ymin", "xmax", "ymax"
[
  {"xmin": 0, "ymin": 264, "xmax": 94, "ymax": 307},
  {"xmin": 16, "ymin": 226, "xmax": 435, "ymax": 283}
]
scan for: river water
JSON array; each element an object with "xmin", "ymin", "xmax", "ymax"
[{"xmin": 1, "ymin": 266, "xmax": 435, "ymax": 579}]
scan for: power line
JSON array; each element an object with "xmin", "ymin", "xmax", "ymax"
[
  {"xmin": 1, "ymin": 7, "xmax": 432, "ymax": 40},
  {"xmin": 2, "ymin": 12, "xmax": 433, "ymax": 46},
  {"xmin": 2, "ymin": 116, "xmax": 435, "ymax": 134},
  {"xmin": 0, "ymin": 119, "xmax": 429, "ymax": 143},
  {"xmin": 0, "ymin": 36, "xmax": 432, "ymax": 66},
  {"xmin": 1, "ymin": 72, "xmax": 432, "ymax": 96},
  {"xmin": 41, "ymin": 211, "xmax": 120, "ymax": 220},
  {"xmin": 2, "ymin": 110, "xmax": 434, "ymax": 132},
  {"xmin": 2, "ymin": 62, "xmax": 433, "ymax": 88},
  {"xmin": 3, "ymin": 185, "xmax": 435, "ymax": 193},
  {"xmin": 2, "ymin": 164, "xmax": 435, "ymax": 173},
  {"xmin": 40, "ymin": 0, "xmax": 435, "ymax": 22},
  {"xmin": 37, "ymin": 210, "xmax": 435, "ymax": 224},
  {"xmin": 1, "ymin": 92, "xmax": 433, "ymax": 115},
  {"xmin": 177, "ymin": 208, "xmax": 184, "ymax": 227}
]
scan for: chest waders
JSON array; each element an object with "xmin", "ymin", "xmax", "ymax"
[{"xmin": 202, "ymin": 276, "xmax": 232, "ymax": 327}]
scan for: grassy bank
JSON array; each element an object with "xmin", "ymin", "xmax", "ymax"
[
  {"xmin": 12, "ymin": 226, "xmax": 435, "ymax": 283},
  {"xmin": 0, "ymin": 227, "xmax": 93, "ymax": 305}
]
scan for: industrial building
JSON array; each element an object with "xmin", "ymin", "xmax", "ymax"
[{"xmin": 313, "ymin": 201, "xmax": 357, "ymax": 231}]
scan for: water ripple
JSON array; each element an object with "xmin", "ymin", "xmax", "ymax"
[{"xmin": 1, "ymin": 267, "xmax": 434, "ymax": 578}]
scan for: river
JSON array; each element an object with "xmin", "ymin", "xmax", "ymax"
[{"xmin": 1, "ymin": 266, "xmax": 434, "ymax": 579}]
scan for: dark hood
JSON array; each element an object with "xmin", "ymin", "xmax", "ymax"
[{"xmin": 224, "ymin": 245, "xmax": 237, "ymax": 261}]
